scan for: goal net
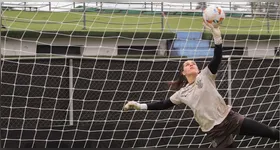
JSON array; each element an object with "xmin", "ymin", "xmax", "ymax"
[{"xmin": 1, "ymin": 1, "xmax": 279, "ymax": 148}]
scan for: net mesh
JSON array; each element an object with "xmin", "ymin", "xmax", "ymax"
[{"xmin": 1, "ymin": 1, "xmax": 279, "ymax": 148}]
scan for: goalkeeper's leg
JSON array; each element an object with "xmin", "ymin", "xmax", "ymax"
[{"xmin": 239, "ymin": 117, "xmax": 280, "ymax": 140}]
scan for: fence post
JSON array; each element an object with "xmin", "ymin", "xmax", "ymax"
[
  {"xmin": 83, "ymin": 2, "xmax": 86, "ymax": 30},
  {"xmin": 69, "ymin": 59, "xmax": 74, "ymax": 125},
  {"xmin": 227, "ymin": 57, "xmax": 232, "ymax": 106},
  {"xmin": 266, "ymin": 3, "xmax": 270, "ymax": 33},
  {"xmin": 161, "ymin": 2, "xmax": 164, "ymax": 31}
]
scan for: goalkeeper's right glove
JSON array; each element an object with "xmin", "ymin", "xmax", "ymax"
[
  {"xmin": 203, "ymin": 21, "xmax": 222, "ymax": 45},
  {"xmin": 123, "ymin": 101, "xmax": 147, "ymax": 111}
]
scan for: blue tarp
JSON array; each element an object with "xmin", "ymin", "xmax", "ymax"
[
  {"xmin": 171, "ymin": 31, "xmax": 214, "ymax": 57},
  {"xmin": 170, "ymin": 47, "xmax": 214, "ymax": 57},
  {"xmin": 173, "ymin": 40, "xmax": 210, "ymax": 49},
  {"xmin": 176, "ymin": 32, "xmax": 202, "ymax": 40}
]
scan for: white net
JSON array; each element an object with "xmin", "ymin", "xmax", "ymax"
[{"xmin": 0, "ymin": 1, "xmax": 279, "ymax": 148}]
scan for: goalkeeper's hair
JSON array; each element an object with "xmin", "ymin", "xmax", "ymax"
[{"xmin": 169, "ymin": 63, "xmax": 188, "ymax": 90}]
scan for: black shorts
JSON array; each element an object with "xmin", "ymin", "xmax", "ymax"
[{"xmin": 205, "ymin": 110, "xmax": 245, "ymax": 148}]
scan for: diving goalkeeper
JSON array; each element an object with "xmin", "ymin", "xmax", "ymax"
[{"xmin": 123, "ymin": 22, "xmax": 280, "ymax": 148}]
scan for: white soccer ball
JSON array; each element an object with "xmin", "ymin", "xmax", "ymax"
[{"xmin": 203, "ymin": 5, "xmax": 225, "ymax": 27}]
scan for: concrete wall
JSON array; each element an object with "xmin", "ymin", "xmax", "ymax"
[
  {"xmin": 1, "ymin": 37, "xmax": 166, "ymax": 56},
  {"xmin": 223, "ymin": 39, "xmax": 279, "ymax": 57},
  {"xmin": 1, "ymin": 37, "xmax": 279, "ymax": 57}
]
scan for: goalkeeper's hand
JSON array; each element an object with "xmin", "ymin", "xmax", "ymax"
[
  {"xmin": 123, "ymin": 101, "xmax": 142, "ymax": 111},
  {"xmin": 203, "ymin": 21, "xmax": 222, "ymax": 45}
]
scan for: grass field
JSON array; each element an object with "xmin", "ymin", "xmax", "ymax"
[{"xmin": 2, "ymin": 10, "xmax": 280, "ymax": 35}]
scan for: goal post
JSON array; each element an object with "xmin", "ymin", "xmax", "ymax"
[{"xmin": 0, "ymin": 1, "xmax": 279, "ymax": 148}]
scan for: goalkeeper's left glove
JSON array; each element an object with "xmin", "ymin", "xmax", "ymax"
[
  {"xmin": 123, "ymin": 101, "xmax": 147, "ymax": 111},
  {"xmin": 203, "ymin": 21, "xmax": 222, "ymax": 45}
]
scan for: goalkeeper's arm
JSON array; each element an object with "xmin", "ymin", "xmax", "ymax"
[
  {"xmin": 123, "ymin": 99, "xmax": 175, "ymax": 111},
  {"xmin": 208, "ymin": 44, "xmax": 222, "ymax": 74},
  {"xmin": 203, "ymin": 21, "xmax": 223, "ymax": 74}
]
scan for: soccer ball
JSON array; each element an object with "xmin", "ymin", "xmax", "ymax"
[{"xmin": 203, "ymin": 5, "xmax": 225, "ymax": 27}]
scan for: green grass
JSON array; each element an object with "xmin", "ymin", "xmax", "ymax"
[{"xmin": 2, "ymin": 10, "xmax": 280, "ymax": 35}]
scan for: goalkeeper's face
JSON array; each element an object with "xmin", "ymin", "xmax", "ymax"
[{"xmin": 182, "ymin": 60, "xmax": 199, "ymax": 77}]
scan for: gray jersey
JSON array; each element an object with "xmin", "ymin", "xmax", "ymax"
[{"xmin": 170, "ymin": 67, "xmax": 231, "ymax": 132}]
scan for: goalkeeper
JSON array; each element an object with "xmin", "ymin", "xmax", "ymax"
[{"xmin": 123, "ymin": 22, "xmax": 280, "ymax": 148}]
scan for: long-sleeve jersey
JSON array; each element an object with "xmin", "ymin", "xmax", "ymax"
[{"xmin": 146, "ymin": 44, "xmax": 231, "ymax": 132}]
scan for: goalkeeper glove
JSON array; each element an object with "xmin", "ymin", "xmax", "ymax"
[
  {"xmin": 123, "ymin": 101, "xmax": 147, "ymax": 111},
  {"xmin": 203, "ymin": 21, "xmax": 222, "ymax": 45}
]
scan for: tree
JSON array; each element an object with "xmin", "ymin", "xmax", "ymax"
[
  {"xmin": 250, "ymin": 2, "xmax": 257, "ymax": 17},
  {"xmin": 233, "ymin": 5, "xmax": 240, "ymax": 11},
  {"xmin": 256, "ymin": 2, "xmax": 266, "ymax": 12},
  {"xmin": 196, "ymin": 2, "xmax": 207, "ymax": 10},
  {"xmin": 266, "ymin": 2, "xmax": 280, "ymax": 19}
]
